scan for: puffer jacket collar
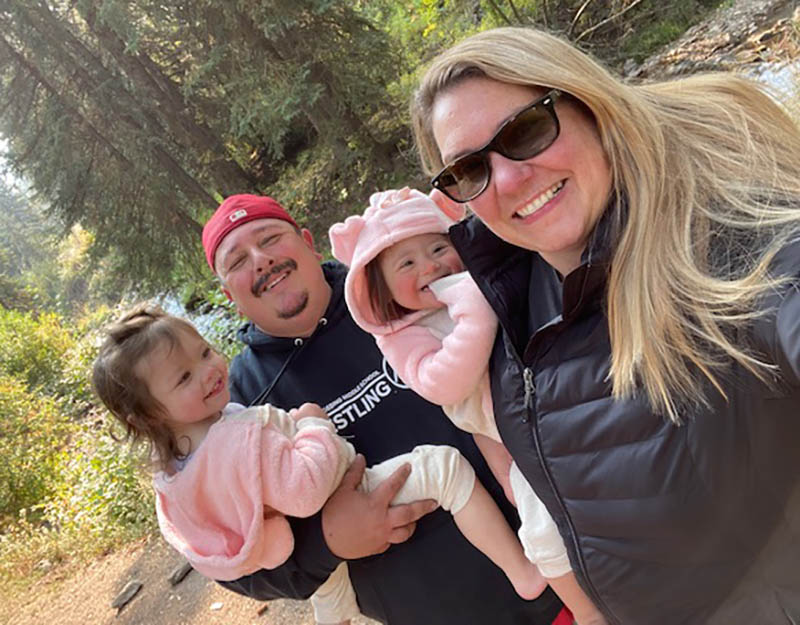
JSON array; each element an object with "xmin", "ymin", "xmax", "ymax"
[{"xmin": 449, "ymin": 203, "xmax": 617, "ymax": 360}]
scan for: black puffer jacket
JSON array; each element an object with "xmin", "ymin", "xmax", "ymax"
[
  {"xmin": 219, "ymin": 261, "xmax": 563, "ymax": 625},
  {"xmin": 451, "ymin": 215, "xmax": 800, "ymax": 625}
]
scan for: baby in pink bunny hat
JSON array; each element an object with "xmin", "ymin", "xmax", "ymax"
[{"xmin": 330, "ymin": 187, "xmax": 606, "ymax": 625}]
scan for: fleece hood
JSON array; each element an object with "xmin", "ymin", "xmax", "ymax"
[{"xmin": 328, "ymin": 187, "xmax": 464, "ymax": 336}]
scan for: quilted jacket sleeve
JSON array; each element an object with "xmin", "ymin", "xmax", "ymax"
[
  {"xmin": 774, "ymin": 282, "xmax": 800, "ymax": 387},
  {"xmin": 751, "ymin": 240, "xmax": 800, "ymax": 389}
]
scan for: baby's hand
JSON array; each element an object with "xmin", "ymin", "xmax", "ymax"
[{"xmin": 289, "ymin": 402, "xmax": 329, "ymax": 422}]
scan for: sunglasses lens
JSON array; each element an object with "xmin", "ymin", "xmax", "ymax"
[
  {"xmin": 432, "ymin": 91, "xmax": 560, "ymax": 203},
  {"xmin": 437, "ymin": 155, "xmax": 488, "ymax": 202},
  {"xmin": 497, "ymin": 106, "xmax": 558, "ymax": 160}
]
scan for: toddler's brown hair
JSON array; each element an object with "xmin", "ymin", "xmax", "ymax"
[{"xmin": 92, "ymin": 304, "xmax": 204, "ymax": 468}]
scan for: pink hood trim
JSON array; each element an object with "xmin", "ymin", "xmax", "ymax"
[{"xmin": 328, "ymin": 187, "xmax": 465, "ymax": 335}]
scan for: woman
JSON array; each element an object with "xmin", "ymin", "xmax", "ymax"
[{"xmin": 412, "ymin": 27, "xmax": 800, "ymax": 625}]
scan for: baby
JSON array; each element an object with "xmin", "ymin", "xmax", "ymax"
[{"xmin": 329, "ymin": 187, "xmax": 607, "ymax": 625}]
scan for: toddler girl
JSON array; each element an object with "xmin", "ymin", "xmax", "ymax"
[
  {"xmin": 92, "ymin": 305, "xmax": 544, "ymax": 625},
  {"xmin": 329, "ymin": 187, "xmax": 607, "ymax": 625}
]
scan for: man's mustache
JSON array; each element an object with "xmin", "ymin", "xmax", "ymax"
[{"xmin": 251, "ymin": 260, "xmax": 298, "ymax": 297}]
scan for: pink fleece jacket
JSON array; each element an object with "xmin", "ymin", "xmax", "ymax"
[
  {"xmin": 328, "ymin": 188, "xmax": 498, "ymax": 419},
  {"xmin": 153, "ymin": 403, "xmax": 353, "ymax": 581}
]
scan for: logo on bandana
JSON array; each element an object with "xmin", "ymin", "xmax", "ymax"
[{"xmin": 229, "ymin": 209, "xmax": 248, "ymax": 223}]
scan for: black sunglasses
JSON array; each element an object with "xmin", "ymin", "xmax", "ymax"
[{"xmin": 431, "ymin": 89, "xmax": 562, "ymax": 203}]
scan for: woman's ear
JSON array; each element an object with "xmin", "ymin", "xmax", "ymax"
[{"xmin": 428, "ymin": 189, "xmax": 466, "ymax": 222}]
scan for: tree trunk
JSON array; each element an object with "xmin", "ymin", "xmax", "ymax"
[
  {"xmin": 80, "ymin": 1, "xmax": 258, "ymax": 196},
  {"xmin": 0, "ymin": 34, "xmax": 205, "ymax": 236},
  {"xmin": 4, "ymin": 2, "xmax": 218, "ymax": 211}
]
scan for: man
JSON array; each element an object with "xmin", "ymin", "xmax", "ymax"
[{"xmin": 201, "ymin": 194, "xmax": 566, "ymax": 624}]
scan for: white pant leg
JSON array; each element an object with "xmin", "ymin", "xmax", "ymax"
[
  {"xmin": 363, "ymin": 444, "xmax": 476, "ymax": 514},
  {"xmin": 310, "ymin": 562, "xmax": 360, "ymax": 624},
  {"xmin": 309, "ymin": 445, "xmax": 476, "ymax": 624},
  {"xmin": 509, "ymin": 461, "xmax": 572, "ymax": 578}
]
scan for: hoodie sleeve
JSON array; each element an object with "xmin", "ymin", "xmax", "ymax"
[
  {"xmin": 378, "ymin": 274, "xmax": 498, "ymax": 406},
  {"xmin": 260, "ymin": 416, "xmax": 354, "ymax": 518}
]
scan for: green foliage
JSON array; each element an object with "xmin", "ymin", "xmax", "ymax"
[
  {"xmin": 620, "ymin": 0, "xmax": 724, "ymax": 63},
  {"xmin": 1, "ymin": 0, "xmax": 725, "ymax": 290},
  {"xmin": 0, "ymin": 375, "xmax": 70, "ymax": 527},
  {"xmin": 0, "ymin": 421, "xmax": 155, "ymax": 585},
  {"xmin": 0, "ymin": 308, "xmax": 74, "ymax": 395},
  {"xmin": 0, "ymin": 179, "xmax": 60, "ymax": 311},
  {"xmin": 41, "ymin": 424, "xmax": 155, "ymax": 539},
  {"xmin": 0, "ymin": 304, "xmax": 155, "ymax": 584}
]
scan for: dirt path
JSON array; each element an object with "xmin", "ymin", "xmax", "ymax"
[
  {"xmin": 1, "ymin": 534, "xmax": 377, "ymax": 625},
  {"xmin": 2, "ymin": 2, "xmax": 797, "ymax": 624}
]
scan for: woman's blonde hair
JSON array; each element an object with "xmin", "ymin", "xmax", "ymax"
[{"xmin": 413, "ymin": 27, "xmax": 800, "ymax": 421}]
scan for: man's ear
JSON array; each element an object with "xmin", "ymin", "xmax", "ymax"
[
  {"xmin": 301, "ymin": 228, "xmax": 323, "ymax": 261},
  {"xmin": 221, "ymin": 286, "xmax": 233, "ymax": 303}
]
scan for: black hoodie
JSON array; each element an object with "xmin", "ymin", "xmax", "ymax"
[{"xmin": 218, "ymin": 261, "xmax": 562, "ymax": 625}]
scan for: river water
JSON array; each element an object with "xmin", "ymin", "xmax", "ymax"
[
  {"xmin": 753, "ymin": 57, "xmax": 800, "ymax": 113},
  {"xmin": 159, "ymin": 294, "xmax": 242, "ymax": 357}
]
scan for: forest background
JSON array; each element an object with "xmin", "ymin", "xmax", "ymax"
[{"xmin": 0, "ymin": 0, "xmax": 752, "ymax": 603}]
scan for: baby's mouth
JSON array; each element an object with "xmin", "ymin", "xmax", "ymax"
[
  {"xmin": 420, "ymin": 270, "xmax": 453, "ymax": 292},
  {"xmin": 204, "ymin": 377, "xmax": 224, "ymax": 400}
]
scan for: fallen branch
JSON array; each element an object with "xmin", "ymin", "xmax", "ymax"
[
  {"xmin": 569, "ymin": 0, "xmax": 596, "ymax": 37},
  {"xmin": 575, "ymin": 0, "xmax": 645, "ymax": 43}
]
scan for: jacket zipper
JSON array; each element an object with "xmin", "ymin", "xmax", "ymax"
[
  {"xmin": 522, "ymin": 362, "xmax": 619, "ymax": 624},
  {"xmin": 522, "ymin": 368, "xmax": 535, "ymax": 420}
]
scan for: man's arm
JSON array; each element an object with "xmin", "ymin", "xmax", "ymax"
[{"xmin": 217, "ymin": 510, "xmax": 338, "ymax": 600}]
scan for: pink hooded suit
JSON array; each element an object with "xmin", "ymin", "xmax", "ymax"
[
  {"xmin": 329, "ymin": 187, "xmax": 572, "ymax": 578},
  {"xmin": 153, "ymin": 401, "xmax": 476, "ymax": 623},
  {"xmin": 153, "ymin": 403, "xmax": 353, "ymax": 581}
]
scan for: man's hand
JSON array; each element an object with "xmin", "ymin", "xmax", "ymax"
[{"xmin": 321, "ymin": 455, "xmax": 438, "ymax": 559}]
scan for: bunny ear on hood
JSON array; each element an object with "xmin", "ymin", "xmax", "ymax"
[
  {"xmin": 328, "ymin": 215, "xmax": 366, "ymax": 267},
  {"xmin": 327, "ymin": 187, "xmax": 462, "ymax": 336}
]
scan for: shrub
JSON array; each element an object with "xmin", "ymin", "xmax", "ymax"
[
  {"xmin": 0, "ymin": 308, "xmax": 75, "ymax": 396},
  {"xmin": 0, "ymin": 375, "xmax": 71, "ymax": 527},
  {"xmin": 0, "ymin": 304, "xmax": 156, "ymax": 584},
  {"xmin": 0, "ymin": 415, "xmax": 156, "ymax": 584},
  {"xmin": 42, "ymin": 421, "xmax": 155, "ymax": 538}
]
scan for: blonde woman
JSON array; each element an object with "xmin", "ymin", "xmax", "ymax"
[{"xmin": 412, "ymin": 26, "xmax": 800, "ymax": 625}]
